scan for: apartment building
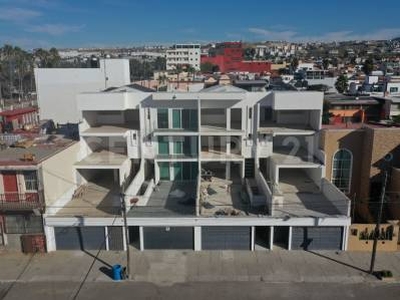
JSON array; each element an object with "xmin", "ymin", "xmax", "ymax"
[
  {"xmin": 43, "ymin": 86, "xmax": 351, "ymax": 252},
  {"xmin": 166, "ymin": 44, "xmax": 201, "ymax": 71}
]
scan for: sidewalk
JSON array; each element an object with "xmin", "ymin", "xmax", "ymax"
[{"xmin": 1, "ymin": 249, "xmax": 400, "ymax": 285}]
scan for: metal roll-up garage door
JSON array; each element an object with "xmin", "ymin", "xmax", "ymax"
[
  {"xmin": 143, "ymin": 227, "xmax": 193, "ymax": 249},
  {"xmin": 55, "ymin": 227, "xmax": 106, "ymax": 250},
  {"xmin": 108, "ymin": 226, "xmax": 124, "ymax": 251},
  {"xmin": 291, "ymin": 227, "xmax": 343, "ymax": 250},
  {"xmin": 202, "ymin": 226, "xmax": 251, "ymax": 250}
]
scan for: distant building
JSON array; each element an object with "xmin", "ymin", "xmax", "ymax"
[
  {"xmin": 0, "ymin": 107, "xmax": 39, "ymax": 133},
  {"xmin": 201, "ymin": 42, "xmax": 271, "ymax": 74},
  {"xmin": 166, "ymin": 44, "xmax": 201, "ymax": 71}
]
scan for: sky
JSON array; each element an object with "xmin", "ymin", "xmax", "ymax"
[{"xmin": 1, "ymin": 0, "xmax": 400, "ymax": 49}]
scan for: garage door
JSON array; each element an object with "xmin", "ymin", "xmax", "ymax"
[
  {"xmin": 55, "ymin": 227, "xmax": 106, "ymax": 250},
  {"xmin": 143, "ymin": 227, "xmax": 193, "ymax": 249},
  {"xmin": 291, "ymin": 227, "xmax": 343, "ymax": 250},
  {"xmin": 202, "ymin": 226, "xmax": 251, "ymax": 250},
  {"xmin": 108, "ymin": 226, "xmax": 124, "ymax": 251}
]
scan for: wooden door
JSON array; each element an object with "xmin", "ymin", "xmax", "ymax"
[{"xmin": 2, "ymin": 172, "xmax": 18, "ymax": 202}]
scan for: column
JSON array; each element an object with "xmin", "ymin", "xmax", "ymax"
[
  {"xmin": 226, "ymin": 108, "xmax": 231, "ymax": 130},
  {"xmin": 139, "ymin": 226, "xmax": 144, "ymax": 251},
  {"xmin": 288, "ymin": 226, "xmax": 293, "ymax": 250},
  {"xmin": 269, "ymin": 226, "xmax": 274, "ymax": 250},
  {"xmin": 226, "ymin": 162, "xmax": 231, "ymax": 180},
  {"xmin": 194, "ymin": 226, "xmax": 202, "ymax": 251},
  {"xmin": 251, "ymin": 226, "xmax": 255, "ymax": 251}
]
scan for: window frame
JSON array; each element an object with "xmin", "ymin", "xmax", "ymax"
[
  {"xmin": 331, "ymin": 148, "xmax": 353, "ymax": 194},
  {"xmin": 23, "ymin": 171, "xmax": 38, "ymax": 192}
]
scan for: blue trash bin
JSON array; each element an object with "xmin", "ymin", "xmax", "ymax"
[{"xmin": 112, "ymin": 264, "xmax": 122, "ymax": 281}]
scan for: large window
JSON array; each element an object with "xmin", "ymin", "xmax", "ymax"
[
  {"xmin": 24, "ymin": 171, "xmax": 38, "ymax": 191},
  {"xmin": 331, "ymin": 149, "xmax": 352, "ymax": 193},
  {"xmin": 157, "ymin": 109, "xmax": 168, "ymax": 129},
  {"xmin": 5, "ymin": 215, "xmax": 43, "ymax": 234}
]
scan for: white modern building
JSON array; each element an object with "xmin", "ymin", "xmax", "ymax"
[
  {"xmin": 43, "ymin": 85, "xmax": 351, "ymax": 252},
  {"xmin": 34, "ymin": 59, "xmax": 131, "ymax": 124},
  {"xmin": 166, "ymin": 44, "xmax": 201, "ymax": 71}
]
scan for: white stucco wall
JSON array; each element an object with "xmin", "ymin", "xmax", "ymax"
[
  {"xmin": 40, "ymin": 142, "xmax": 81, "ymax": 209},
  {"xmin": 35, "ymin": 59, "xmax": 130, "ymax": 124}
]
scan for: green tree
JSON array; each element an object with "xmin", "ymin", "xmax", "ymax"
[
  {"xmin": 362, "ymin": 58, "xmax": 374, "ymax": 75},
  {"xmin": 200, "ymin": 62, "xmax": 214, "ymax": 73},
  {"xmin": 322, "ymin": 58, "xmax": 329, "ymax": 70},
  {"xmin": 290, "ymin": 57, "xmax": 299, "ymax": 72},
  {"xmin": 335, "ymin": 74, "xmax": 349, "ymax": 94}
]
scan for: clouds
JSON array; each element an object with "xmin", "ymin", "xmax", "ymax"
[
  {"xmin": 248, "ymin": 27, "xmax": 400, "ymax": 42},
  {"xmin": 0, "ymin": 3, "xmax": 85, "ymax": 47},
  {"xmin": 26, "ymin": 24, "xmax": 85, "ymax": 36},
  {"xmin": 0, "ymin": 7, "xmax": 41, "ymax": 22}
]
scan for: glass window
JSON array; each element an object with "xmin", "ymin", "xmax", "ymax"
[
  {"xmin": 390, "ymin": 87, "xmax": 398, "ymax": 93},
  {"xmin": 172, "ymin": 109, "xmax": 181, "ymax": 129},
  {"xmin": 5, "ymin": 215, "xmax": 42, "ymax": 234},
  {"xmin": 24, "ymin": 171, "xmax": 38, "ymax": 191},
  {"xmin": 331, "ymin": 149, "xmax": 352, "ymax": 193},
  {"xmin": 157, "ymin": 109, "xmax": 168, "ymax": 129},
  {"xmin": 158, "ymin": 137, "xmax": 169, "ymax": 155}
]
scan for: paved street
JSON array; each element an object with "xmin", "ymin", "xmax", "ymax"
[
  {"xmin": 1, "ymin": 282, "xmax": 400, "ymax": 300},
  {"xmin": 1, "ymin": 249, "xmax": 400, "ymax": 299}
]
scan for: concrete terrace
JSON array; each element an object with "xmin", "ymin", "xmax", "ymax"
[
  {"xmin": 74, "ymin": 151, "xmax": 129, "ymax": 168},
  {"xmin": 56, "ymin": 179, "xmax": 121, "ymax": 217},
  {"xmin": 200, "ymin": 177, "xmax": 266, "ymax": 217},
  {"xmin": 271, "ymin": 147, "xmax": 321, "ymax": 166},
  {"xmin": 273, "ymin": 169, "xmax": 343, "ymax": 218},
  {"xmin": 128, "ymin": 181, "xmax": 196, "ymax": 217},
  {"xmin": 81, "ymin": 124, "xmax": 138, "ymax": 136}
]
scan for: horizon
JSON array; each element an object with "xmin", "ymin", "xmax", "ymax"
[{"xmin": 1, "ymin": 0, "xmax": 400, "ymax": 49}]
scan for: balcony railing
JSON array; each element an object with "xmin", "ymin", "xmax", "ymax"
[{"xmin": 0, "ymin": 190, "xmax": 44, "ymax": 211}]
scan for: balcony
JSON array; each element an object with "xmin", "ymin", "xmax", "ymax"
[{"xmin": 0, "ymin": 191, "xmax": 44, "ymax": 211}]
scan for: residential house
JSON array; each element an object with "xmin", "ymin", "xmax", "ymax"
[{"xmin": 0, "ymin": 135, "xmax": 78, "ymax": 252}]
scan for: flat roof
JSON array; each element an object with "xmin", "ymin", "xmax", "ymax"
[
  {"xmin": 128, "ymin": 181, "xmax": 196, "ymax": 217},
  {"xmin": 74, "ymin": 151, "xmax": 128, "ymax": 168},
  {"xmin": 0, "ymin": 135, "xmax": 76, "ymax": 167}
]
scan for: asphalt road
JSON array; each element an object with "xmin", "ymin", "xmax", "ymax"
[{"xmin": 1, "ymin": 282, "xmax": 400, "ymax": 300}]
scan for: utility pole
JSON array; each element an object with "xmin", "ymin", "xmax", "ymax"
[
  {"xmin": 369, "ymin": 154, "xmax": 392, "ymax": 274},
  {"xmin": 120, "ymin": 191, "xmax": 130, "ymax": 279}
]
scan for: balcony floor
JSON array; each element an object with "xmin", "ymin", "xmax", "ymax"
[
  {"xmin": 259, "ymin": 123, "xmax": 315, "ymax": 135},
  {"xmin": 81, "ymin": 124, "xmax": 138, "ymax": 136},
  {"xmin": 273, "ymin": 169, "xmax": 341, "ymax": 218},
  {"xmin": 74, "ymin": 151, "xmax": 129, "ymax": 169},
  {"xmin": 56, "ymin": 179, "xmax": 121, "ymax": 217},
  {"xmin": 200, "ymin": 176, "xmax": 265, "ymax": 217},
  {"xmin": 127, "ymin": 181, "xmax": 196, "ymax": 217},
  {"xmin": 201, "ymin": 150, "xmax": 243, "ymax": 161},
  {"xmin": 200, "ymin": 125, "xmax": 244, "ymax": 135},
  {"xmin": 271, "ymin": 147, "xmax": 321, "ymax": 166}
]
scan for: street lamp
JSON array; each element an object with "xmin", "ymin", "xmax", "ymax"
[{"xmin": 369, "ymin": 153, "xmax": 393, "ymax": 274}]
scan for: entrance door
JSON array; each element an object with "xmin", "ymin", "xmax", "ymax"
[
  {"xmin": 173, "ymin": 162, "xmax": 182, "ymax": 180},
  {"xmin": 159, "ymin": 162, "xmax": 170, "ymax": 180},
  {"xmin": 3, "ymin": 172, "xmax": 18, "ymax": 202}
]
